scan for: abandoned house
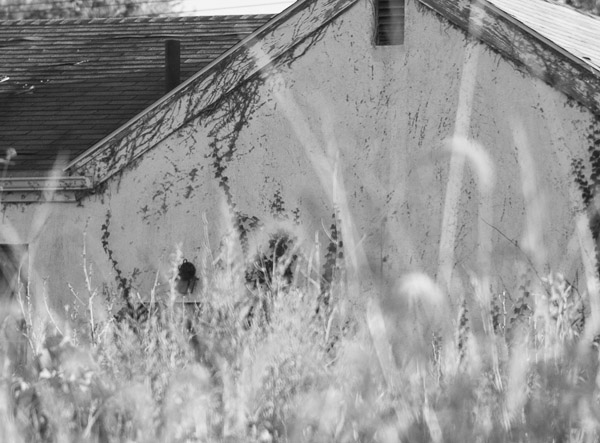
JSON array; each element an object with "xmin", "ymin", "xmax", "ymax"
[{"xmin": 1, "ymin": 0, "xmax": 600, "ymax": 309}]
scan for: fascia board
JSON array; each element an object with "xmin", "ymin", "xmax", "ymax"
[{"xmin": 0, "ymin": 176, "xmax": 92, "ymax": 203}]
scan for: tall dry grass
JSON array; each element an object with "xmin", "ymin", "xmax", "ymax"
[{"xmin": 1, "ymin": 221, "xmax": 599, "ymax": 442}]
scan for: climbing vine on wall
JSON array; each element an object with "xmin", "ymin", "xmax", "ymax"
[
  {"xmin": 236, "ymin": 212, "xmax": 262, "ymax": 254},
  {"xmin": 203, "ymin": 77, "xmax": 264, "ymax": 210},
  {"xmin": 100, "ymin": 209, "xmax": 131, "ymax": 300},
  {"xmin": 571, "ymin": 116, "xmax": 600, "ymax": 272},
  {"xmin": 269, "ymin": 189, "xmax": 286, "ymax": 220},
  {"xmin": 245, "ymin": 231, "xmax": 298, "ymax": 289},
  {"xmin": 197, "ymin": 25, "xmax": 328, "ymax": 253},
  {"xmin": 318, "ymin": 211, "xmax": 345, "ymax": 314}
]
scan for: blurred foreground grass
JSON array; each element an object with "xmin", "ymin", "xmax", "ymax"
[{"xmin": 1, "ymin": 231, "xmax": 599, "ymax": 443}]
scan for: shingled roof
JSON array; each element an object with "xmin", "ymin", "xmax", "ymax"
[
  {"xmin": 488, "ymin": 0, "xmax": 600, "ymax": 74},
  {"xmin": 418, "ymin": 0, "xmax": 600, "ymax": 114},
  {"xmin": 0, "ymin": 15, "xmax": 272, "ymax": 176}
]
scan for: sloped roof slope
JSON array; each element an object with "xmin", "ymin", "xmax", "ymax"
[
  {"xmin": 419, "ymin": 0, "xmax": 600, "ymax": 114},
  {"xmin": 488, "ymin": 0, "xmax": 600, "ymax": 74},
  {"xmin": 0, "ymin": 15, "xmax": 272, "ymax": 176}
]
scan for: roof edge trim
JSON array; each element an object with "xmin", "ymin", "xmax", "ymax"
[
  {"xmin": 0, "ymin": 14, "xmax": 273, "ymax": 26},
  {"xmin": 67, "ymin": 0, "xmax": 359, "ymax": 185},
  {"xmin": 483, "ymin": 1, "xmax": 600, "ymax": 77},
  {"xmin": 0, "ymin": 176, "xmax": 92, "ymax": 203},
  {"xmin": 417, "ymin": 0, "xmax": 600, "ymax": 114}
]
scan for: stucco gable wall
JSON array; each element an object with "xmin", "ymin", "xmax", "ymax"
[
  {"xmin": 1, "ymin": 0, "xmax": 598, "ymax": 310},
  {"xmin": 0, "ymin": 0, "xmax": 404, "ymax": 306},
  {"xmin": 102, "ymin": 0, "xmax": 408, "ymax": 296},
  {"xmin": 395, "ymin": 0, "xmax": 597, "ymax": 294},
  {"xmin": 105, "ymin": 0, "xmax": 598, "ymax": 298}
]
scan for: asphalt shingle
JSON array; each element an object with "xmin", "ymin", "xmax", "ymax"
[
  {"xmin": 0, "ymin": 15, "xmax": 272, "ymax": 176},
  {"xmin": 489, "ymin": 0, "xmax": 600, "ymax": 74}
]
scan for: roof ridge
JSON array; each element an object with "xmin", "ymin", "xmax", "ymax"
[{"xmin": 0, "ymin": 14, "xmax": 275, "ymax": 26}]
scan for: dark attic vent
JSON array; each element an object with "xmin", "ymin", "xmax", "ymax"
[{"xmin": 376, "ymin": 0, "xmax": 405, "ymax": 45}]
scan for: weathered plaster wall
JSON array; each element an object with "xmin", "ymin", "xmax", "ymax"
[
  {"xmin": 1, "ymin": 0, "xmax": 598, "ymax": 312},
  {"xmin": 397, "ymin": 1, "xmax": 597, "ymax": 294},
  {"xmin": 0, "ymin": 0, "xmax": 402, "ymax": 308}
]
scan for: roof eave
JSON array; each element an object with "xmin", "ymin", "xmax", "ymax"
[
  {"xmin": 66, "ymin": 0, "xmax": 359, "ymax": 185},
  {"xmin": 417, "ymin": 0, "xmax": 600, "ymax": 115},
  {"xmin": 0, "ymin": 176, "xmax": 92, "ymax": 203}
]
